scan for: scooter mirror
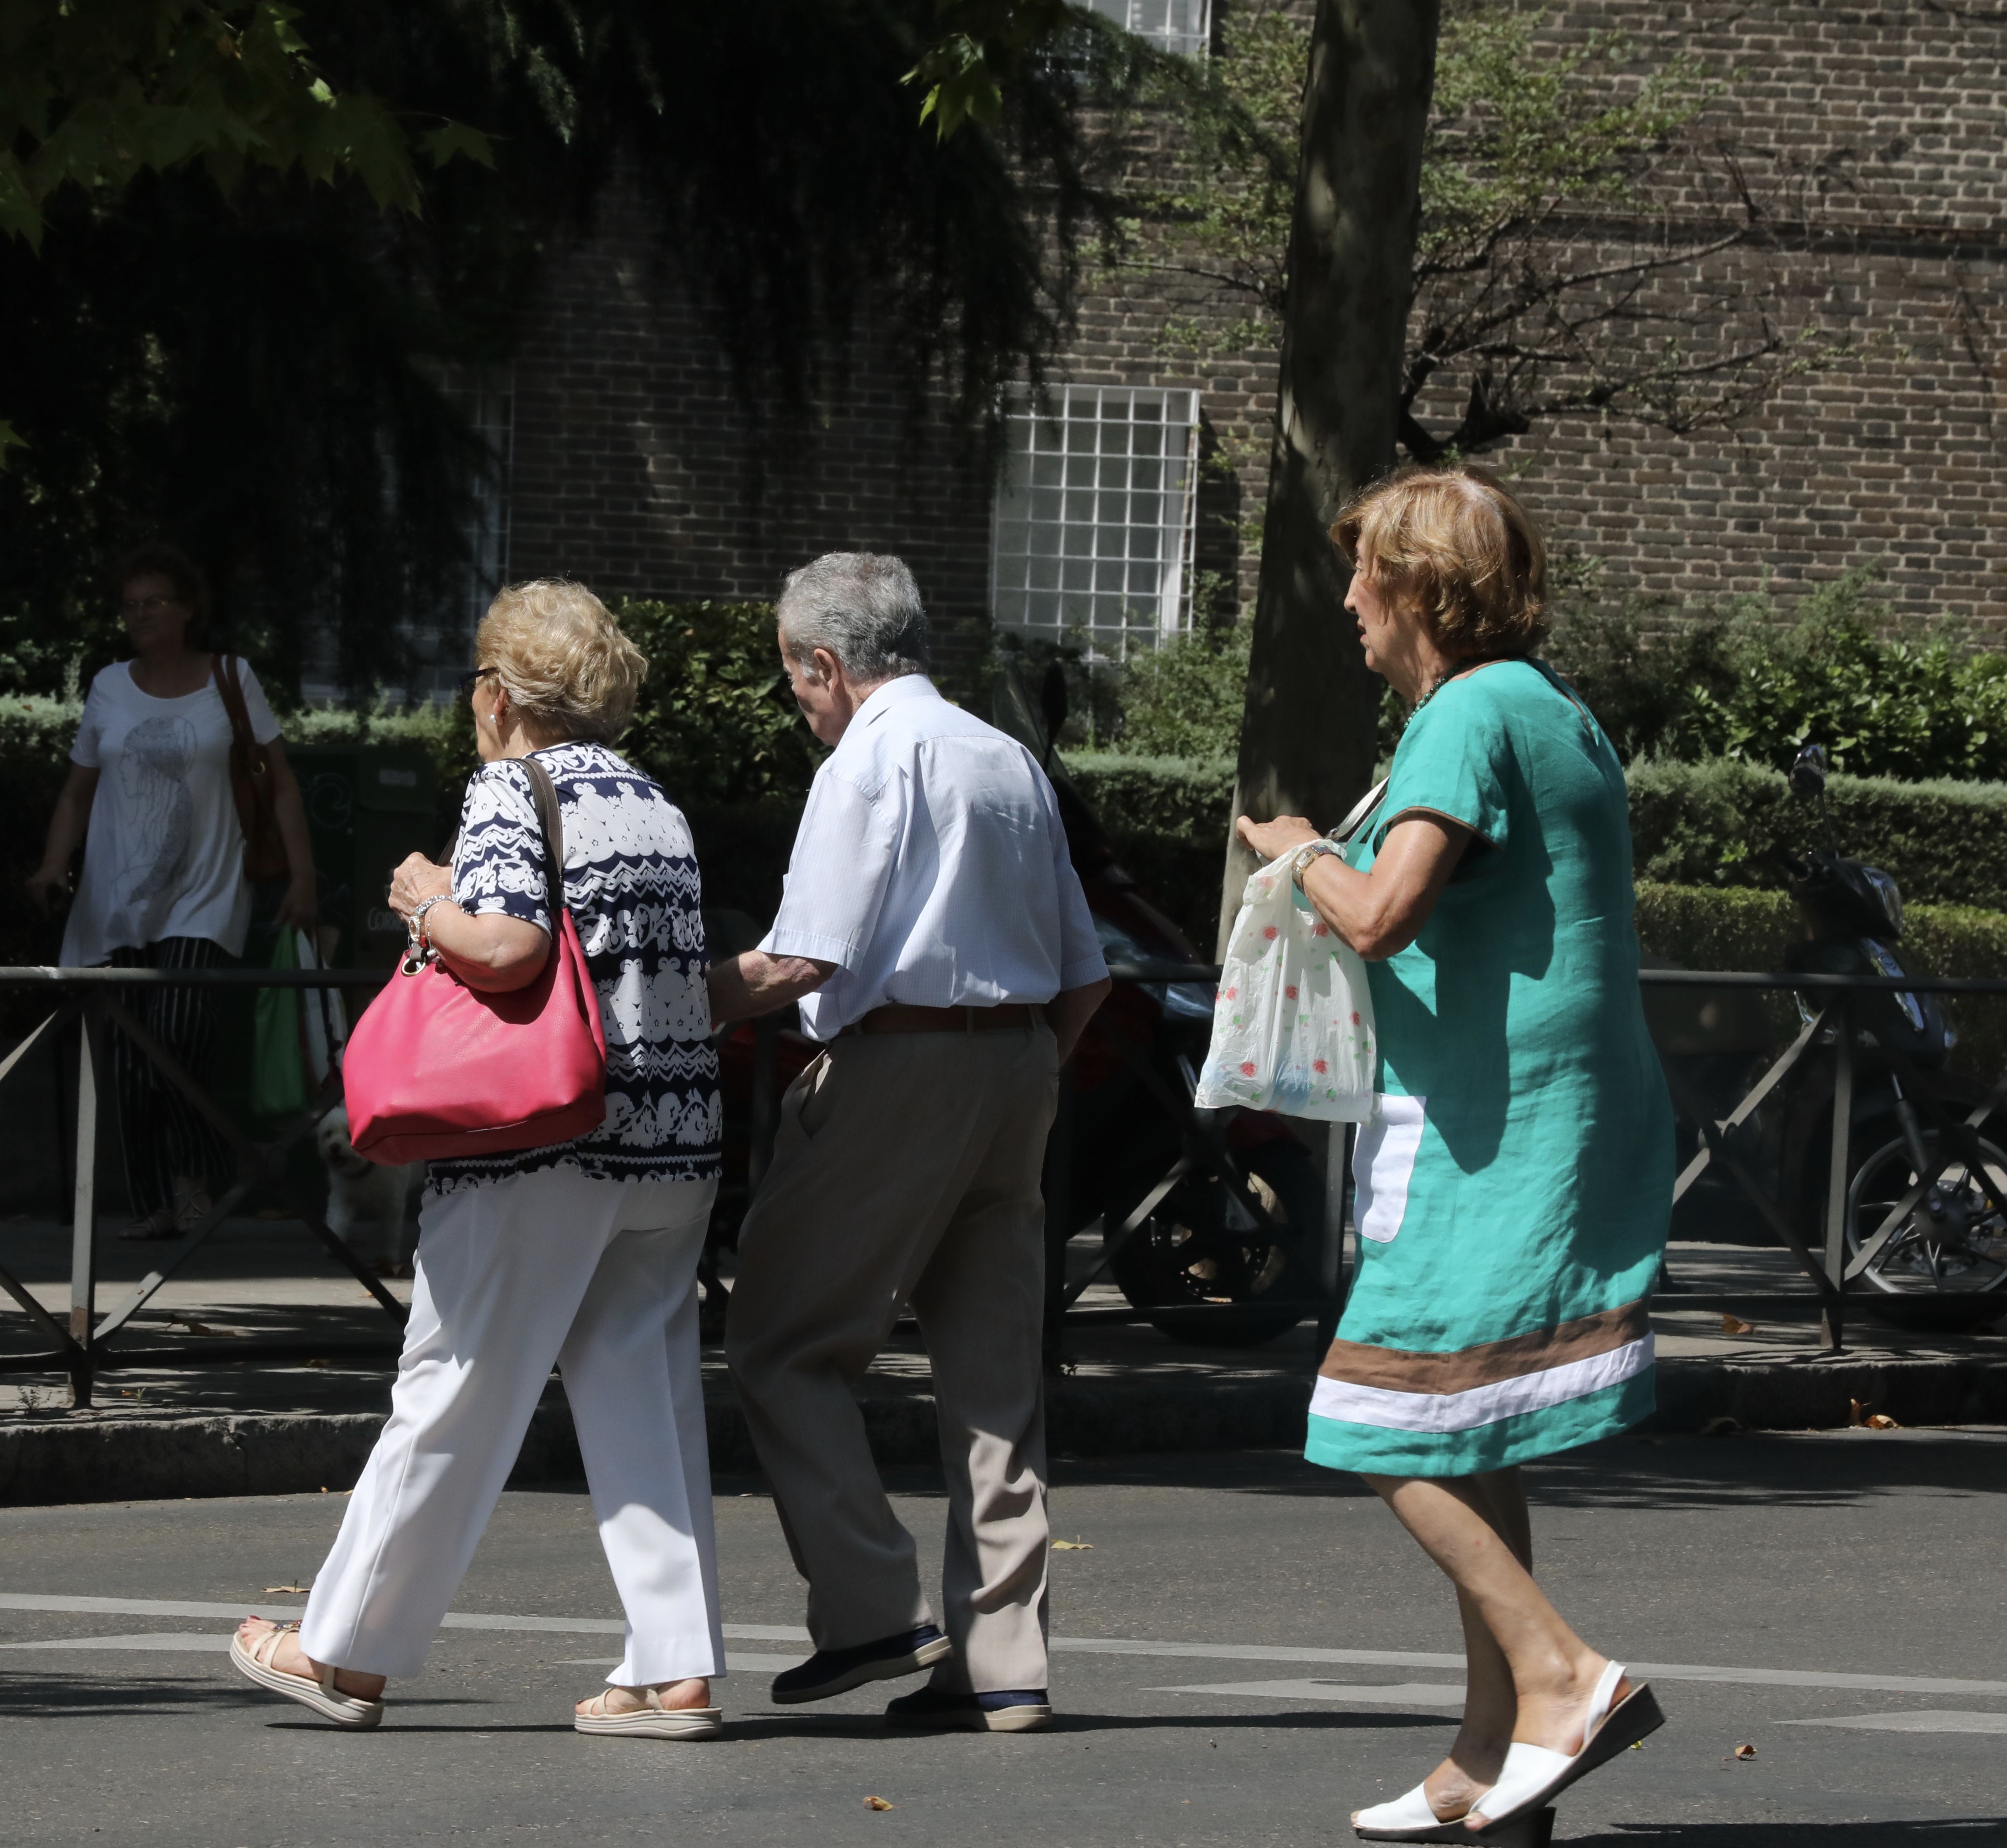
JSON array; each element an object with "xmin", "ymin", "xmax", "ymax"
[{"xmin": 1789, "ymin": 741, "xmax": 1829, "ymax": 799}]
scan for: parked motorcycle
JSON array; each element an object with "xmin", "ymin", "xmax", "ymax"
[
  {"xmin": 1651, "ymin": 742, "xmax": 2007, "ymax": 1330},
  {"xmin": 701, "ymin": 665, "xmax": 1326, "ymax": 1349}
]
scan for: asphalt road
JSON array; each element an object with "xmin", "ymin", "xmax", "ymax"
[{"xmin": 1, "ymin": 1432, "xmax": 2003, "ymax": 1846}]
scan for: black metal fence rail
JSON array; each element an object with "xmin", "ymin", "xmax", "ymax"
[
  {"xmin": 3, "ymin": 959, "xmax": 2005, "ymax": 1408},
  {"xmin": 0, "ymin": 966, "xmax": 396, "ymax": 1406}
]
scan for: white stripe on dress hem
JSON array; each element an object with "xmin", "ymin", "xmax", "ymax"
[{"xmin": 1308, "ymin": 1333, "xmax": 1654, "ymax": 1435}]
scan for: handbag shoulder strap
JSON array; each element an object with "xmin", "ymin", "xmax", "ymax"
[
  {"xmin": 1327, "ymin": 776, "xmax": 1391, "ymax": 847},
  {"xmin": 211, "ymin": 653, "xmax": 257, "ymax": 756},
  {"xmin": 517, "ymin": 754, "xmax": 569, "ymax": 920}
]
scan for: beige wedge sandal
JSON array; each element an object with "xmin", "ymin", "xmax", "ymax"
[
  {"xmin": 229, "ymin": 1620, "xmax": 384, "ymax": 1730},
  {"xmin": 573, "ymin": 1685, "xmax": 723, "ymax": 1740}
]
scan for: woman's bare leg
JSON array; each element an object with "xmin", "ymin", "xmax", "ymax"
[
  {"xmin": 1366, "ymin": 1471, "xmax": 1625, "ymax": 1761},
  {"xmin": 1353, "ymin": 1469, "xmax": 1526, "ymax": 1822}
]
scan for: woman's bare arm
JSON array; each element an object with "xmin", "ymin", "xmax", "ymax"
[
  {"xmin": 27, "ymin": 763, "xmax": 101, "ymax": 915},
  {"xmin": 264, "ymin": 740, "xmax": 319, "ymax": 931},
  {"xmin": 1235, "ymin": 812, "xmax": 1473, "ymax": 961},
  {"xmin": 386, "ymin": 852, "xmax": 551, "ymax": 993}
]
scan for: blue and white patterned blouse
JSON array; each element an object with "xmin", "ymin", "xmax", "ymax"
[{"xmin": 426, "ymin": 740, "xmax": 722, "ymax": 1194}]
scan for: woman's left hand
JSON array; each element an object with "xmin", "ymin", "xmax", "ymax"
[
  {"xmin": 388, "ymin": 853, "xmax": 453, "ymax": 924},
  {"xmin": 274, "ymin": 877, "xmax": 319, "ymax": 931},
  {"xmin": 1236, "ymin": 813, "xmax": 1323, "ymax": 862}
]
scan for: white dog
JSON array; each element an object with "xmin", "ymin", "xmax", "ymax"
[{"xmin": 316, "ymin": 1103, "xmax": 422, "ymax": 1277}]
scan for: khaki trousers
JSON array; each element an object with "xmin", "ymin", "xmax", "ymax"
[{"xmin": 725, "ymin": 1024, "xmax": 1059, "ymax": 1694}]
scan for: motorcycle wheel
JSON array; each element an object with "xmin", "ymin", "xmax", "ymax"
[
  {"xmin": 1106, "ymin": 1140, "xmax": 1324, "ymax": 1348},
  {"xmin": 1845, "ymin": 1127, "xmax": 2007, "ymax": 1331}
]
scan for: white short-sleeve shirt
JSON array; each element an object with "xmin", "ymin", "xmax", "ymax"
[
  {"xmin": 61, "ymin": 658, "xmax": 283, "ymax": 966},
  {"xmin": 761, "ymin": 674, "xmax": 1108, "ymax": 1040}
]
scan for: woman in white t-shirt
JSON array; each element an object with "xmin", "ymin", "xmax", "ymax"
[{"xmin": 26, "ymin": 545, "xmax": 318, "ymax": 1239}]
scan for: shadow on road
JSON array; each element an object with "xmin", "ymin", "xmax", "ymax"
[
  {"xmin": 822, "ymin": 1430, "xmax": 2007, "ymax": 1513},
  {"xmin": 1575, "ymin": 1824, "xmax": 2007, "ymax": 1845}
]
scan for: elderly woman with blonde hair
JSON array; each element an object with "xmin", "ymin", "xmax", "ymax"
[
  {"xmin": 1237, "ymin": 467, "xmax": 1673, "ymax": 1841},
  {"xmin": 232, "ymin": 581, "xmax": 728, "ymax": 1741}
]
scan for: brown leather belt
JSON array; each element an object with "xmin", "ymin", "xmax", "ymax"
[{"xmin": 844, "ymin": 1002, "xmax": 1046, "ymax": 1036}]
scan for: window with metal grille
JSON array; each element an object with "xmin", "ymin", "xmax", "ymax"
[
  {"xmin": 989, "ymin": 384, "xmax": 1201, "ymax": 661},
  {"xmin": 1082, "ymin": 0, "xmax": 1211, "ymax": 56}
]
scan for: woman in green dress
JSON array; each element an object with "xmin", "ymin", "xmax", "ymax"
[{"xmin": 1237, "ymin": 467, "xmax": 1673, "ymax": 1843}]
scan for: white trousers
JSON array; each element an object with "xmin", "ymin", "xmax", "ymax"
[{"xmin": 300, "ymin": 1167, "xmax": 724, "ymax": 1685}]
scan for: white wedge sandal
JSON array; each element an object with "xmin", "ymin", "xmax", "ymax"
[
  {"xmin": 1353, "ymin": 1780, "xmax": 1472, "ymax": 1842},
  {"xmin": 1464, "ymin": 1661, "xmax": 1663, "ymax": 1836}
]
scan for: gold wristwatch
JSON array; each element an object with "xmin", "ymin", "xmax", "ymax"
[{"xmin": 1289, "ymin": 839, "xmax": 1341, "ymax": 891}]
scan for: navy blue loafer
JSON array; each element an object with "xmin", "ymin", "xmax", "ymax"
[
  {"xmin": 884, "ymin": 1684, "xmax": 1053, "ymax": 1732},
  {"xmin": 769, "ymin": 1624, "xmax": 953, "ymax": 1705}
]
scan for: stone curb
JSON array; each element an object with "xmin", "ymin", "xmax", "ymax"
[{"xmin": 1, "ymin": 1357, "xmax": 2002, "ymax": 1507}]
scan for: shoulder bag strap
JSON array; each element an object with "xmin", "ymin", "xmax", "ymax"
[
  {"xmin": 1327, "ymin": 776, "xmax": 1391, "ymax": 847},
  {"xmin": 518, "ymin": 754, "xmax": 569, "ymax": 923},
  {"xmin": 211, "ymin": 653, "xmax": 257, "ymax": 757}
]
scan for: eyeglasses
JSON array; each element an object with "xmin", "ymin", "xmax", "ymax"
[
  {"xmin": 119, "ymin": 595, "xmax": 184, "ymax": 617},
  {"xmin": 456, "ymin": 665, "xmax": 500, "ymax": 696}
]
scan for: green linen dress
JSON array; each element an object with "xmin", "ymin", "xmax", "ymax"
[{"xmin": 1303, "ymin": 658, "xmax": 1673, "ymax": 1479}]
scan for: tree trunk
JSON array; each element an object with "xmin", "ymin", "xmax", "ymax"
[{"xmin": 1217, "ymin": 0, "xmax": 1441, "ymax": 953}]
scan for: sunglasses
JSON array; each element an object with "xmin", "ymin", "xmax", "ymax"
[{"xmin": 456, "ymin": 665, "xmax": 499, "ymax": 696}]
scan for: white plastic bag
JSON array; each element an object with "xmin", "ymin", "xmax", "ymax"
[{"xmin": 1193, "ymin": 853, "xmax": 1376, "ymax": 1121}]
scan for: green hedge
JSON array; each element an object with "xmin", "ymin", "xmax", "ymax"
[
  {"xmin": 1066, "ymin": 751, "xmax": 2007, "ymax": 918},
  {"xmin": 1629, "ymin": 758, "xmax": 2007, "ymax": 910},
  {"xmin": 1067, "ymin": 752, "xmax": 1235, "ymax": 952}
]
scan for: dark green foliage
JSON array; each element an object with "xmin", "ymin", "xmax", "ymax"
[
  {"xmin": 1549, "ymin": 571, "xmax": 2007, "ymax": 780},
  {"xmin": 1111, "ymin": 628, "xmax": 1253, "ymax": 759},
  {"xmin": 612, "ymin": 599, "xmax": 823, "ymax": 807},
  {"xmin": 1, "ymin": 0, "xmax": 1132, "ymax": 702}
]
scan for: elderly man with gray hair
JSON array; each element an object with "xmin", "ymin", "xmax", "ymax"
[{"xmin": 711, "ymin": 552, "xmax": 1110, "ymax": 1733}]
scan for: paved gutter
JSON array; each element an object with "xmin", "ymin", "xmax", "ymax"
[{"xmin": 3, "ymin": 1351, "xmax": 2004, "ymax": 1507}]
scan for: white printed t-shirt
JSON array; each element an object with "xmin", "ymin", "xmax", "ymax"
[
  {"xmin": 761, "ymin": 673, "xmax": 1108, "ymax": 1040},
  {"xmin": 61, "ymin": 659, "xmax": 283, "ymax": 967}
]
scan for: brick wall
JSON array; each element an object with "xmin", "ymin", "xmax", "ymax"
[
  {"xmin": 507, "ymin": 182, "xmax": 997, "ymax": 682},
  {"xmin": 1487, "ymin": 2, "xmax": 2007, "ymax": 634},
  {"xmin": 507, "ymin": 1, "xmax": 2007, "ymax": 665}
]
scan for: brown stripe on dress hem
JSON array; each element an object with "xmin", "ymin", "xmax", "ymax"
[{"xmin": 1317, "ymin": 1299, "xmax": 1653, "ymax": 1396}]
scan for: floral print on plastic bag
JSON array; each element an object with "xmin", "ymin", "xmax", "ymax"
[{"xmin": 1192, "ymin": 853, "xmax": 1376, "ymax": 1121}]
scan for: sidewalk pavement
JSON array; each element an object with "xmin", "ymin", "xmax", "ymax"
[{"xmin": 0, "ymin": 1212, "xmax": 2002, "ymax": 1505}]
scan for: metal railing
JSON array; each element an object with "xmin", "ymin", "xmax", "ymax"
[
  {"xmin": 1096, "ymin": 960, "xmax": 2007, "ymax": 1356},
  {"xmin": 0, "ymin": 966, "xmax": 395, "ymax": 1406},
  {"xmin": 4, "ymin": 958, "xmax": 2004, "ymax": 1409}
]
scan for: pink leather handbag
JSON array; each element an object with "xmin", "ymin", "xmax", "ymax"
[{"xmin": 342, "ymin": 757, "xmax": 608, "ymax": 1165}]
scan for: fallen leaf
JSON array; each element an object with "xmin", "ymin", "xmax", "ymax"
[
  {"xmin": 262, "ymin": 1584, "xmax": 311, "ymax": 1594},
  {"xmin": 1866, "ymin": 1412, "xmax": 1900, "ymax": 1430},
  {"xmin": 863, "ymin": 1796, "xmax": 894, "ymax": 1811},
  {"xmin": 1733, "ymin": 1743, "xmax": 1757, "ymax": 1761},
  {"xmin": 166, "ymin": 1314, "xmax": 234, "ymax": 1338},
  {"xmin": 1702, "ymin": 1415, "xmax": 1743, "ymax": 1436},
  {"xmin": 1051, "ymin": 1538, "xmax": 1094, "ymax": 1551},
  {"xmin": 1720, "ymin": 1314, "xmax": 1755, "ymax": 1335},
  {"xmin": 1849, "ymin": 1397, "xmax": 1868, "ymax": 1427}
]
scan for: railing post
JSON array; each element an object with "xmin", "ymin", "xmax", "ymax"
[
  {"xmin": 68, "ymin": 1004, "xmax": 102, "ymax": 1408},
  {"xmin": 1820, "ymin": 994, "xmax": 1854, "ymax": 1355}
]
